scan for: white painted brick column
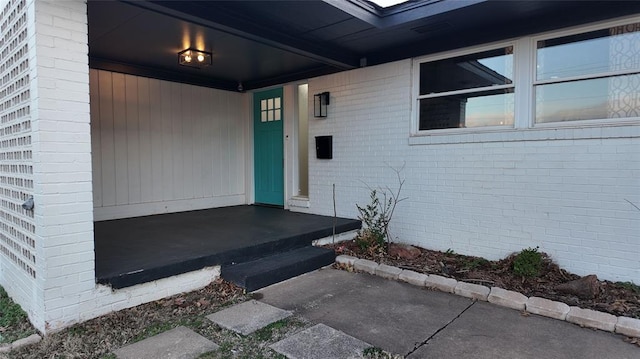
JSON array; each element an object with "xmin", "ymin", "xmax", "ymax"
[{"xmin": 29, "ymin": 0, "xmax": 93, "ymax": 332}]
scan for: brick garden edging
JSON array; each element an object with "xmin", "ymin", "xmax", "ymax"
[{"xmin": 336, "ymin": 255, "xmax": 640, "ymax": 339}]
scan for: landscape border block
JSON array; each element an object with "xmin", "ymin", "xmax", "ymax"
[
  {"xmin": 398, "ymin": 270, "xmax": 428, "ymax": 287},
  {"xmin": 9, "ymin": 334, "xmax": 41, "ymax": 351},
  {"xmin": 488, "ymin": 287, "xmax": 528, "ymax": 310},
  {"xmin": 335, "ymin": 257, "xmax": 640, "ymax": 340},
  {"xmin": 526, "ymin": 297, "xmax": 570, "ymax": 320},
  {"xmin": 353, "ymin": 259, "xmax": 379, "ymax": 274},
  {"xmin": 375, "ymin": 264, "xmax": 403, "ymax": 280},
  {"xmin": 424, "ymin": 274, "xmax": 457, "ymax": 293},
  {"xmin": 615, "ymin": 316, "xmax": 640, "ymax": 338},
  {"xmin": 335, "ymin": 255, "xmax": 358, "ymax": 267},
  {"xmin": 566, "ymin": 307, "xmax": 617, "ymax": 332},
  {"xmin": 455, "ymin": 282, "xmax": 490, "ymax": 301}
]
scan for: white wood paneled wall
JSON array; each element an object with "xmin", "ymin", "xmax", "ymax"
[{"xmin": 90, "ymin": 70, "xmax": 247, "ymax": 220}]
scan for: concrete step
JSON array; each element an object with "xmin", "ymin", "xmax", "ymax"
[{"xmin": 221, "ymin": 246, "xmax": 335, "ymax": 292}]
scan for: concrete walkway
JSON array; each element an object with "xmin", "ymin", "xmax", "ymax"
[
  {"xmin": 256, "ymin": 268, "xmax": 639, "ymax": 359},
  {"xmin": 114, "ymin": 268, "xmax": 639, "ymax": 358}
]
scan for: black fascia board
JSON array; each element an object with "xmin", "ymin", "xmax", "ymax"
[
  {"xmin": 366, "ymin": 2, "xmax": 640, "ymax": 66},
  {"xmin": 322, "ymin": 0, "xmax": 383, "ymax": 27},
  {"xmin": 89, "ymin": 57, "xmax": 240, "ymax": 92},
  {"xmin": 326, "ymin": 0, "xmax": 486, "ymax": 29},
  {"xmin": 123, "ymin": 0, "xmax": 361, "ymax": 70},
  {"xmin": 377, "ymin": 0, "xmax": 486, "ymax": 28},
  {"xmin": 89, "ymin": 57, "xmax": 341, "ymax": 93},
  {"xmin": 243, "ymin": 65, "xmax": 342, "ymax": 91}
]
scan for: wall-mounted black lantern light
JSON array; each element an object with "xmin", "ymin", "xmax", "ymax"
[
  {"xmin": 178, "ymin": 48, "xmax": 212, "ymax": 68},
  {"xmin": 314, "ymin": 92, "xmax": 330, "ymax": 118}
]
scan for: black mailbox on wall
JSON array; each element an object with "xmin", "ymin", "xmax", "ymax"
[{"xmin": 315, "ymin": 136, "xmax": 332, "ymax": 159}]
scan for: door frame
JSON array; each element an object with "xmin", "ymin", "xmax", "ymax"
[{"xmin": 248, "ymin": 84, "xmax": 309, "ymax": 209}]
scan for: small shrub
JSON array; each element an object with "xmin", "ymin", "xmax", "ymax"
[
  {"xmin": 355, "ymin": 190, "xmax": 387, "ymax": 251},
  {"xmin": 354, "ymin": 165, "xmax": 406, "ymax": 255},
  {"xmin": 513, "ymin": 247, "xmax": 543, "ymax": 278},
  {"xmin": 355, "ymin": 228, "xmax": 385, "ymax": 255}
]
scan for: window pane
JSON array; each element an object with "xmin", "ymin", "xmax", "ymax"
[
  {"xmin": 419, "ymin": 88, "xmax": 514, "ymax": 130},
  {"xmin": 537, "ymin": 23, "xmax": 640, "ymax": 80},
  {"xmin": 535, "ymin": 73, "xmax": 640, "ymax": 123},
  {"xmin": 420, "ymin": 47, "xmax": 513, "ymax": 95}
]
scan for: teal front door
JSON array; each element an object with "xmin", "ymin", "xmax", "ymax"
[{"xmin": 254, "ymin": 88, "xmax": 284, "ymax": 206}]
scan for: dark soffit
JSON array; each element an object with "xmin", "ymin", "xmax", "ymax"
[{"xmin": 88, "ymin": 0, "xmax": 640, "ymax": 92}]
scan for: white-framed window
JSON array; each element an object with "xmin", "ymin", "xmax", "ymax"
[
  {"xmin": 416, "ymin": 45, "xmax": 515, "ymax": 131},
  {"xmin": 412, "ymin": 17, "xmax": 640, "ymax": 138},
  {"xmin": 534, "ymin": 23, "xmax": 640, "ymax": 125}
]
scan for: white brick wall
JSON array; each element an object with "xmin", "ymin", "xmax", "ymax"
[
  {"xmin": 305, "ymin": 59, "xmax": 640, "ymax": 283},
  {"xmin": 29, "ymin": 0, "xmax": 93, "ymax": 332},
  {"xmin": 8, "ymin": 0, "xmax": 226, "ymax": 334},
  {"xmin": 0, "ymin": 0, "xmax": 39, "ymax": 330},
  {"xmin": 50, "ymin": 266, "xmax": 220, "ymax": 330}
]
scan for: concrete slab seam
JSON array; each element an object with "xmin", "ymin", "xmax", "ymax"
[
  {"xmin": 335, "ymin": 256, "xmax": 639, "ymax": 339},
  {"xmin": 404, "ymin": 300, "xmax": 476, "ymax": 357}
]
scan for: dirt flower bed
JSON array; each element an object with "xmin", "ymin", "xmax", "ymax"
[
  {"xmin": 2, "ymin": 278, "xmax": 403, "ymax": 359},
  {"xmin": 5, "ymin": 279, "xmax": 248, "ymax": 359},
  {"xmin": 327, "ymin": 241, "xmax": 640, "ymax": 320}
]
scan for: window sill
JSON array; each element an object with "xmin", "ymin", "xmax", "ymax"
[{"xmin": 409, "ymin": 120, "xmax": 640, "ymax": 146}]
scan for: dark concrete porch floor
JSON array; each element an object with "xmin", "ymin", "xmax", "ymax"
[{"xmin": 94, "ymin": 205, "xmax": 360, "ymax": 289}]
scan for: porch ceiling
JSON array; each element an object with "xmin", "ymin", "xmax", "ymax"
[{"xmin": 88, "ymin": 0, "xmax": 640, "ymax": 92}]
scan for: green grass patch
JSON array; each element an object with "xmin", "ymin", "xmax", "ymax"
[
  {"xmin": 132, "ymin": 321, "xmax": 177, "ymax": 342},
  {"xmin": 363, "ymin": 346, "xmax": 404, "ymax": 358},
  {"xmin": 0, "ymin": 286, "xmax": 36, "ymax": 344},
  {"xmin": 463, "ymin": 257, "xmax": 490, "ymax": 270},
  {"xmin": 253, "ymin": 319, "xmax": 288, "ymax": 341},
  {"xmin": 615, "ymin": 281, "xmax": 640, "ymax": 295},
  {"xmin": 132, "ymin": 315, "xmax": 207, "ymax": 343},
  {"xmin": 199, "ymin": 316, "xmax": 307, "ymax": 359}
]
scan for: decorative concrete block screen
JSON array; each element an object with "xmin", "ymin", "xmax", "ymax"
[{"xmin": 0, "ymin": 0, "xmax": 36, "ymax": 294}]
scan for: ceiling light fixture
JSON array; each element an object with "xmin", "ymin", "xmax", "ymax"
[{"xmin": 178, "ymin": 48, "xmax": 212, "ymax": 68}]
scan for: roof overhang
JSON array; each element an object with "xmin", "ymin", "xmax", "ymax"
[{"xmin": 87, "ymin": 0, "xmax": 640, "ymax": 92}]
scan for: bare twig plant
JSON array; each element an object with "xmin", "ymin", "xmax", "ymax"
[{"xmin": 355, "ymin": 163, "xmax": 407, "ymax": 254}]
